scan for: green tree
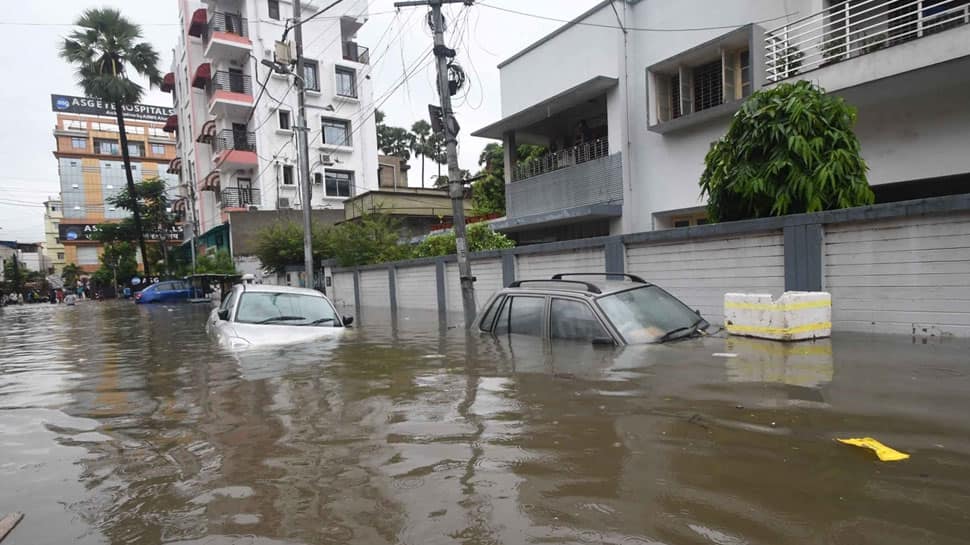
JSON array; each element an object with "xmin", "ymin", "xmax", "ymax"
[
  {"xmin": 105, "ymin": 177, "xmax": 178, "ymax": 275},
  {"xmin": 60, "ymin": 8, "xmax": 162, "ymax": 278},
  {"xmin": 471, "ymin": 143, "xmax": 546, "ymax": 215},
  {"xmin": 413, "ymin": 222, "xmax": 515, "ymax": 258},
  {"xmin": 195, "ymin": 249, "xmax": 237, "ymax": 274},
  {"xmin": 327, "ymin": 213, "xmax": 411, "ymax": 267},
  {"xmin": 91, "ymin": 241, "xmax": 138, "ymax": 290},
  {"xmin": 699, "ymin": 81, "xmax": 873, "ymax": 222},
  {"xmin": 2, "ymin": 255, "xmax": 26, "ymax": 296},
  {"xmin": 62, "ymin": 263, "xmax": 82, "ymax": 288},
  {"xmin": 410, "ymin": 120, "xmax": 438, "ymax": 187},
  {"xmin": 376, "ymin": 110, "xmax": 415, "ymax": 162},
  {"xmin": 254, "ymin": 221, "xmax": 332, "ymax": 274}
]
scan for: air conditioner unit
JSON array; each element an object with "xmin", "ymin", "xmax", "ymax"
[
  {"xmin": 319, "ymin": 153, "xmax": 334, "ymax": 166},
  {"xmin": 277, "ymin": 197, "xmax": 291, "ymax": 209}
]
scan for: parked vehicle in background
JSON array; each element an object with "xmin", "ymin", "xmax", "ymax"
[
  {"xmin": 207, "ymin": 284, "xmax": 353, "ymax": 349},
  {"xmin": 134, "ymin": 280, "xmax": 192, "ymax": 304},
  {"xmin": 475, "ymin": 273, "xmax": 710, "ymax": 345}
]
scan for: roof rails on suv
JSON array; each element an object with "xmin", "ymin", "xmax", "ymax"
[
  {"xmin": 551, "ymin": 273, "xmax": 648, "ymax": 284},
  {"xmin": 507, "ymin": 279, "xmax": 603, "ymax": 294}
]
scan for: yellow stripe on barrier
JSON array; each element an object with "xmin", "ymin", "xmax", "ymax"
[
  {"xmin": 725, "ymin": 300, "xmax": 831, "ymax": 311},
  {"xmin": 725, "ymin": 322, "xmax": 832, "ymax": 336}
]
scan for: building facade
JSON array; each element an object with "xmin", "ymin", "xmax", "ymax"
[
  {"xmin": 165, "ymin": 0, "xmax": 378, "ymax": 259},
  {"xmin": 42, "ymin": 199, "xmax": 66, "ymax": 275},
  {"xmin": 474, "ymin": 0, "xmax": 970, "ymax": 243},
  {"xmin": 51, "ymin": 112, "xmax": 179, "ymax": 272}
]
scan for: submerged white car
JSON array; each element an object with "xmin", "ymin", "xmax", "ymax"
[{"xmin": 207, "ymin": 284, "xmax": 352, "ymax": 349}]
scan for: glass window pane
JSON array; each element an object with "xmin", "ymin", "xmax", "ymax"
[
  {"xmin": 598, "ymin": 286, "xmax": 704, "ymax": 343},
  {"xmin": 479, "ymin": 296, "xmax": 505, "ymax": 332},
  {"xmin": 303, "ymin": 60, "xmax": 319, "ymax": 91},
  {"xmin": 499, "ymin": 296, "xmax": 544, "ymax": 337},
  {"xmin": 235, "ymin": 292, "xmax": 338, "ymax": 325},
  {"xmin": 336, "ymin": 67, "xmax": 356, "ymax": 97},
  {"xmin": 550, "ymin": 299, "xmax": 607, "ymax": 341}
]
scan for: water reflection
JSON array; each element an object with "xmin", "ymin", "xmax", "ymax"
[{"xmin": 0, "ymin": 302, "xmax": 969, "ymax": 544}]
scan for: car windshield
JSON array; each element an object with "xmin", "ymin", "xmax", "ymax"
[
  {"xmin": 597, "ymin": 285, "xmax": 706, "ymax": 343},
  {"xmin": 234, "ymin": 292, "xmax": 339, "ymax": 326}
]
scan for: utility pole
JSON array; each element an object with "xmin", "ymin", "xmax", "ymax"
[
  {"xmin": 292, "ymin": 0, "xmax": 315, "ymax": 290},
  {"xmin": 394, "ymin": 0, "xmax": 477, "ymax": 327}
]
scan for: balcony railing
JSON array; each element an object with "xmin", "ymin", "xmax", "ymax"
[
  {"xmin": 204, "ymin": 12, "xmax": 248, "ymax": 42},
  {"xmin": 212, "ymin": 129, "xmax": 256, "ymax": 154},
  {"xmin": 512, "ymin": 138, "xmax": 609, "ymax": 182},
  {"xmin": 208, "ymin": 71, "xmax": 252, "ymax": 96},
  {"xmin": 221, "ymin": 187, "xmax": 259, "ymax": 209},
  {"xmin": 766, "ymin": 0, "xmax": 970, "ymax": 82},
  {"xmin": 342, "ymin": 41, "xmax": 370, "ymax": 64}
]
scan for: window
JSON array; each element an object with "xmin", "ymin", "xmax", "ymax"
[
  {"xmin": 495, "ymin": 296, "xmax": 545, "ymax": 337},
  {"xmin": 235, "ymin": 292, "xmax": 339, "ymax": 326},
  {"xmin": 77, "ymin": 246, "xmax": 99, "ymax": 266},
  {"xmin": 303, "ymin": 59, "xmax": 319, "ymax": 91},
  {"xmin": 71, "ymin": 137, "xmax": 87, "ymax": 150},
  {"xmin": 313, "ymin": 172, "xmax": 323, "ymax": 185},
  {"xmin": 151, "ymin": 143, "xmax": 166, "ymax": 155},
  {"xmin": 282, "ymin": 164, "xmax": 295, "ymax": 185},
  {"xmin": 96, "ymin": 139, "xmax": 120, "ymax": 155},
  {"xmin": 57, "ymin": 252, "xmax": 65, "ymax": 260},
  {"xmin": 692, "ymin": 59, "xmax": 723, "ymax": 113},
  {"xmin": 278, "ymin": 109, "xmax": 291, "ymax": 130},
  {"xmin": 324, "ymin": 170, "xmax": 353, "ymax": 197},
  {"xmin": 479, "ymin": 296, "xmax": 506, "ymax": 332},
  {"xmin": 739, "ymin": 49, "xmax": 752, "ymax": 98},
  {"xmin": 63, "ymin": 119, "xmax": 86, "ymax": 131},
  {"xmin": 127, "ymin": 142, "xmax": 145, "ymax": 157},
  {"xmin": 219, "ymin": 288, "xmax": 238, "ymax": 318},
  {"xmin": 321, "ymin": 118, "xmax": 351, "ymax": 146},
  {"xmin": 335, "ymin": 66, "xmax": 357, "ymax": 98},
  {"xmin": 550, "ymin": 299, "xmax": 608, "ymax": 341},
  {"xmin": 268, "ymin": 0, "xmax": 280, "ymax": 20}
]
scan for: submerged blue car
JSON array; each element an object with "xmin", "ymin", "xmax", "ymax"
[{"xmin": 135, "ymin": 280, "xmax": 192, "ymax": 304}]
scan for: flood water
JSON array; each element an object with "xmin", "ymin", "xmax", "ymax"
[{"xmin": 1, "ymin": 300, "xmax": 969, "ymax": 545}]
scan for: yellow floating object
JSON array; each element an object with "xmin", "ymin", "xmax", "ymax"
[{"xmin": 836, "ymin": 437, "xmax": 910, "ymax": 462}]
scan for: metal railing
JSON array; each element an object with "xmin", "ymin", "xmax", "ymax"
[
  {"xmin": 212, "ymin": 129, "xmax": 256, "ymax": 154},
  {"xmin": 512, "ymin": 137, "xmax": 609, "ymax": 182},
  {"xmin": 208, "ymin": 71, "xmax": 252, "ymax": 96},
  {"xmin": 342, "ymin": 41, "xmax": 370, "ymax": 64},
  {"xmin": 221, "ymin": 187, "xmax": 259, "ymax": 209},
  {"xmin": 765, "ymin": 0, "xmax": 970, "ymax": 82},
  {"xmin": 204, "ymin": 12, "xmax": 248, "ymax": 43}
]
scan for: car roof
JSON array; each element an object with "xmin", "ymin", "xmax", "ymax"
[
  {"xmin": 500, "ymin": 277, "xmax": 650, "ymax": 297},
  {"xmin": 234, "ymin": 284, "xmax": 326, "ymax": 297}
]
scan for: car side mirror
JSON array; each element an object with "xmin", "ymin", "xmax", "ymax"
[
  {"xmin": 218, "ymin": 309, "xmax": 229, "ymax": 321},
  {"xmin": 342, "ymin": 315, "xmax": 354, "ymax": 327},
  {"xmin": 591, "ymin": 336, "xmax": 615, "ymax": 346}
]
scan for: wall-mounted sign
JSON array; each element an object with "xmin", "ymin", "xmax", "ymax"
[
  {"xmin": 59, "ymin": 223, "xmax": 185, "ymax": 242},
  {"xmin": 51, "ymin": 94, "xmax": 174, "ymax": 123}
]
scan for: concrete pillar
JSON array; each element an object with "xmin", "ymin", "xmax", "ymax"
[
  {"xmin": 502, "ymin": 253, "xmax": 516, "ymax": 287},
  {"xmin": 388, "ymin": 265, "xmax": 397, "ymax": 317},
  {"xmin": 503, "ymin": 130, "xmax": 517, "ymax": 184},
  {"xmin": 435, "ymin": 259, "xmax": 447, "ymax": 322},
  {"xmin": 784, "ymin": 224, "xmax": 823, "ymax": 291}
]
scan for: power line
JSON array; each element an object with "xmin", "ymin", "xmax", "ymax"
[{"xmin": 477, "ymin": 2, "xmax": 796, "ymax": 32}]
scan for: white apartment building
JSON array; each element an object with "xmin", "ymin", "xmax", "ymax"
[
  {"xmin": 165, "ymin": 0, "xmax": 378, "ymax": 252},
  {"xmin": 474, "ymin": 0, "xmax": 970, "ymax": 243}
]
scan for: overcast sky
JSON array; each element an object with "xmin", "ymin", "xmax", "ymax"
[{"xmin": 0, "ymin": 0, "xmax": 592, "ymax": 242}]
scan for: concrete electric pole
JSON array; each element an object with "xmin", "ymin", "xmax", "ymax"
[
  {"xmin": 394, "ymin": 0, "xmax": 477, "ymax": 327},
  {"xmin": 291, "ymin": 0, "xmax": 316, "ymax": 290}
]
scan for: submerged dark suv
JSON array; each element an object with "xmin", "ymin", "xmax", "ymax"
[{"xmin": 475, "ymin": 273, "xmax": 710, "ymax": 345}]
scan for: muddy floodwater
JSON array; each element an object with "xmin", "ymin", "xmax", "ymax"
[{"xmin": 1, "ymin": 301, "xmax": 969, "ymax": 545}]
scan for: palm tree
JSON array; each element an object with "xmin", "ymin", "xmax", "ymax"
[
  {"xmin": 410, "ymin": 120, "xmax": 432, "ymax": 187},
  {"xmin": 60, "ymin": 8, "xmax": 162, "ymax": 278}
]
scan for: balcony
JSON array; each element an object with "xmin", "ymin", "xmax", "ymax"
[
  {"xmin": 207, "ymin": 71, "xmax": 254, "ymax": 118},
  {"xmin": 512, "ymin": 137, "xmax": 609, "ymax": 181},
  {"xmin": 765, "ymin": 0, "xmax": 970, "ymax": 89},
  {"xmin": 221, "ymin": 186, "xmax": 259, "ymax": 210},
  {"xmin": 495, "ymin": 142, "xmax": 623, "ymax": 233},
  {"xmin": 212, "ymin": 129, "xmax": 258, "ymax": 170},
  {"xmin": 204, "ymin": 12, "xmax": 251, "ymax": 60},
  {"xmin": 342, "ymin": 41, "xmax": 370, "ymax": 64}
]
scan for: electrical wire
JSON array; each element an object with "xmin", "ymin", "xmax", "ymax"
[{"xmin": 476, "ymin": 2, "xmax": 797, "ymax": 32}]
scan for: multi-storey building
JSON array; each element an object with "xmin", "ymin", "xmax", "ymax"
[
  {"xmin": 474, "ymin": 0, "xmax": 970, "ymax": 243},
  {"xmin": 50, "ymin": 103, "xmax": 179, "ymax": 272},
  {"xmin": 42, "ymin": 199, "xmax": 66, "ymax": 275},
  {"xmin": 165, "ymin": 0, "xmax": 378, "ymax": 257}
]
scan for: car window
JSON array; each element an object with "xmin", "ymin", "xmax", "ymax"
[
  {"xmin": 598, "ymin": 285, "xmax": 705, "ymax": 343},
  {"xmin": 478, "ymin": 295, "xmax": 505, "ymax": 332},
  {"xmin": 550, "ymin": 298, "xmax": 608, "ymax": 341},
  {"xmin": 235, "ymin": 292, "xmax": 339, "ymax": 326},
  {"xmin": 157, "ymin": 282, "xmax": 173, "ymax": 291},
  {"xmin": 495, "ymin": 296, "xmax": 545, "ymax": 337},
  {"xmin": 219, "ymin": 289, "xmax": 238, "ymax": 316},
  {"xmin": 171, "ymin": 281, "xmax": 186, "ymax": 290}
]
